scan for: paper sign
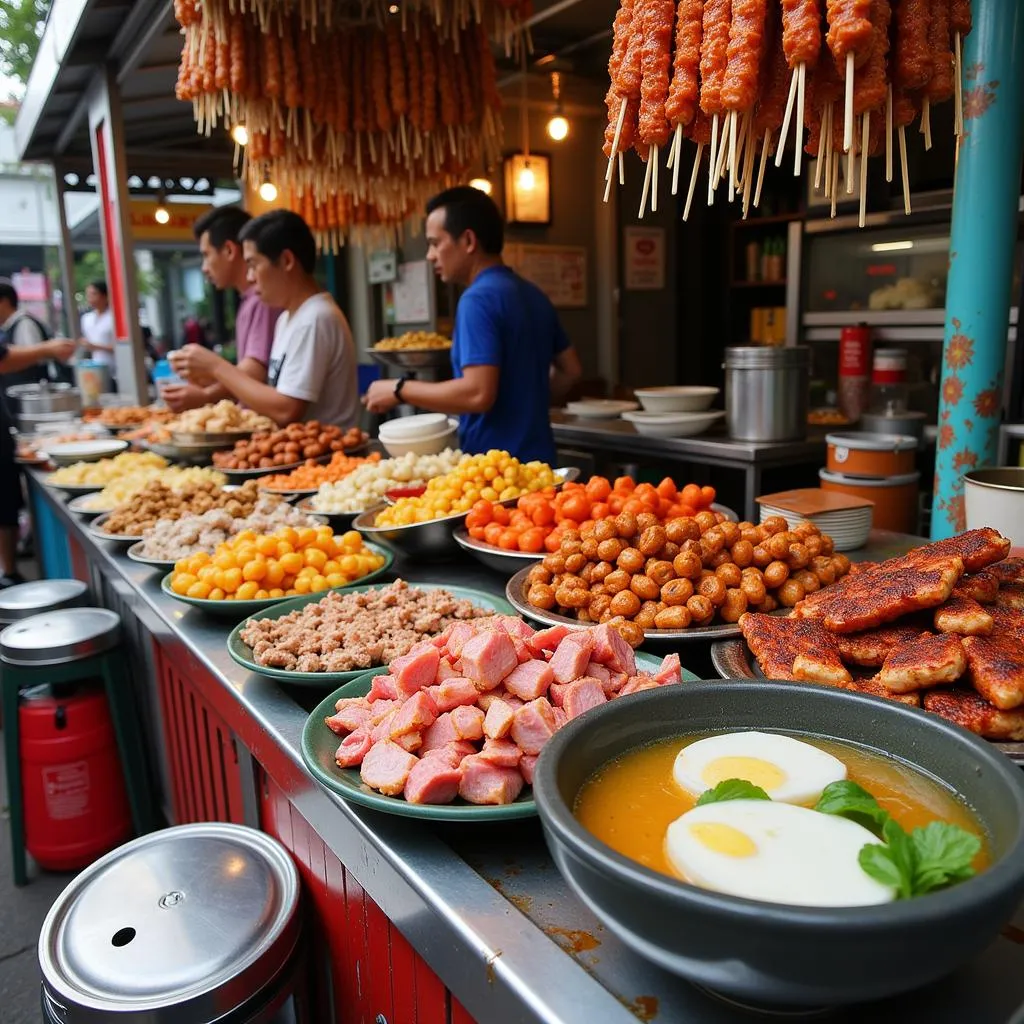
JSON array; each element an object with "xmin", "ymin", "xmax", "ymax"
[
  {"xmin": 505, "ymin": 244, "xmax": 587, "ymax": 308},
  {"xmin": 391, "ymin": 260, "xmax": 433, "ymax": 324},
  {"xmin": 623, "ymin": 227, "xmax": 666, "ymax": 290}
]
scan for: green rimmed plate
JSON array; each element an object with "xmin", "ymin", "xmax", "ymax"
[
  {"xmin": 300, "ymin": 651, "xmax": 696, "ymax": 820},
  {"xmin": 160, "ymin": 541, "xmax": 394, "ymax": 618},
  {"xmin": 226, "ymin": 582, "xmax": 516, "ymax": 688}
]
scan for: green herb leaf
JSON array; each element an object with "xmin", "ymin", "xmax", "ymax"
[
  {"xmin": 858, "ymin": 843, "xmax": 906, "ymax": 893},
  {"xmin": 696, "ymin": 779, "xmax": 772, "ymax": 806},
  {"xmin": 910, "ymin": 822, "xmax": 980, "ymax": 894},
  {"xmin": 814, "ymin": 780, "xmax": 891, "ymax": 837}
]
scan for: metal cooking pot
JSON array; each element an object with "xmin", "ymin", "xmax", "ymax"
[
  {"xmin": 724, "ymin": 346, "xmax": 809, "ymax": 442},
  {"xmin": 5, "ymin": 380, "xmax": 81, "ymax": 417}
]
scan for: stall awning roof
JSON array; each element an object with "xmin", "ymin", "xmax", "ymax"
[{"xmin": 15, "ymin": 0, "xmax": 616, "ymax": 171}]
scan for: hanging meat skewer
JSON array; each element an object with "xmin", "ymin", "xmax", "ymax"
[
  {"xmin": 699, "ymin": 0, "xmax": 732, "ymax": 203},
  {"xmin": 603, "ymin": 0, "xmax": 642, "ymax": 198},
  {"xmin": 852, "ymin": 0, "xmax": 890, "ymax": 219},
  {"xmin": 637, "ymin": 0, "xmax": 676, "ymax": 215},
  {"xmin": 722, "ymin": 0, "xmax": 768, "ymax": 200},
  {"xmin": 664, "ymin": 0, "xmax": 703, "ymax": 194},
  {"xmin": 923, "ymin": 0, "xmax": 953, "ymax": 150},
  {"xmin": 753, "ymin": 6, "xmax": 789, "ymax": 208},
  {"xmin": 778, "ymin": 0, "xmax": 821, "ymax": 175},
  {"xmin": 825, "ymin": 0, "xmax": 873, "ymax": 157},
  {"xmin": 950, "ymin": 0, "xmax": 971, "ymax": 137}
]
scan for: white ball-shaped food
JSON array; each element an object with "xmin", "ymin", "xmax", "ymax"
[
  {"xmin": 666, "ymin": 799, "xmax": 895, "ymax": 907},
  {"xmin": 673, "ymin": 731, "xmax": 847, "ymax": 806}
]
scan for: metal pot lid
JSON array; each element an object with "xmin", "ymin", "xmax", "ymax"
[
  {"xmin": 724, "ymin": 345, "xmax": 809, "ymax": 367},
  {"xmin": 39, "ymin": 824, "xmax": 301, "ymax": 1023},
  {"xmin": 7, "ymin": 381, "xmax": 79, "ymax": 397},
  {"xmin": 0, "ymin": 579, "xmax": 87, "ymax": 623},
  {"xmin": 0, "ymin": 607, "xmax": 119, "ymax": 666},
  {"xmin": 826, "ymin": 431, "xmax": 918, "ymax": 452},
  {"xmin": 820, "ymin": 468, "xmax": 921, "ymax": 487}
]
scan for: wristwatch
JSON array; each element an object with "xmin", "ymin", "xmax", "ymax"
[{"xmin": 393, "ymin": 375, "xmax": 408, "ymax": 401}]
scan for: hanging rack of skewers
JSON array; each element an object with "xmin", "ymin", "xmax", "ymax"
[
  {"xmin": 173, "ymin": 0, "xmax": 534, "ymax": 251},
  {"xmin": 602, "ymin": 0, "xmax": 972, "ymax": 227}
]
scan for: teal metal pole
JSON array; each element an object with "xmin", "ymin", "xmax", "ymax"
[{"xmin": 931, "ymin": 0, "xmax": 1024, "ymax": 539}]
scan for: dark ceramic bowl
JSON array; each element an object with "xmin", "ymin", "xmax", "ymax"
[{"xmin": 533, "ymin": 681, "xmax": 1024, "ymax": 1009}]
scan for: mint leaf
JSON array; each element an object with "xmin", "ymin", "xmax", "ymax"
[
  {"xmin": 858, "ymin": 843, "xmax": 905, "ymax": 891},
  {"xmin": 910, "ymin": 822, "xmax": 980, "ymax": 894},
  {"xmin": 696, "ymin": 779, "xmax": 772, "ymax": 806},
  {"xmin": 881, "ymin": 818, "xmax": 917, "ymax": 899},
  {"xmin": 814, "ymin": 780, "xmax": 891, "ymax": 837}
]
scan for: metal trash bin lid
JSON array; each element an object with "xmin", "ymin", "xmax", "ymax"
[
  {"xmin": 38, "ymin": 823, "xmax": 301, "ymax": 1023},
  {"xmin": 0, "ymin": 608, "xmax": 120, "ymax": 666},
  {"xmin": 0, "ymin": 579, "xmax": 87, "ymax": 625}
]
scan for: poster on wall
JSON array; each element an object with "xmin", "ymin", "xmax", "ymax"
[
  {"xmin": 505, "ymin": 243, "xmax": 587, "ymax": 308},
  {"xmin": 623, "ymin": 227, "xmax": 666, "ymax": 290},
  {"xmin": 390, "ymin": 260, "xmax": 434, "ymax": 324}
]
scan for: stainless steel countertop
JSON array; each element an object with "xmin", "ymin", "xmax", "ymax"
[
  {"xmin": 30, "ymin": 475, "xmax": 1024, "ymax": 1024},
  {"xmin": 550, "ymin": 412, "xmax": 828, "ymax": 466}
]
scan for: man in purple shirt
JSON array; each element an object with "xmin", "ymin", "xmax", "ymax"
[{"xmin": 162, "ymin": 206, "xmax": 281, "ymax": 411}]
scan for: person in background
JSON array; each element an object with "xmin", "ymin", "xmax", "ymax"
[
  {"xmin": 364, "ymin": 186, "xmax": 582, "ymax": 464},
  {"xmin": 169, "ymin": 209, "xmax": 359, "ymax": 428},
  {"xmin": 79, "ymin": 280, "xmax": 116, "ymax": 375},
  {"xmin": 162, "ymin": 206, "xmax": 281, "ymax": 412},
  {"xmin": 0, "ymin": 290, "xmax": 75, "ymax": 585}
]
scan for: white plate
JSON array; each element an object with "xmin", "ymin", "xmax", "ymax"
[
  {"xmin": 565, "ymin": 399, "xmax": 639, "ymax": 419},
  {"xmin": 633, "ymin": 386, "xmax": 720, "ymax": 413},
  {"xmin": 621, "ymin": 410, "xmax": 725, "ymax": 438},
  {"xmin": 66, "ymin": 493, "xmax": 108, "ymax": 517},
  {"xmin": 42, "ymin": 439, "xmax": 129, "ymax": 465}
]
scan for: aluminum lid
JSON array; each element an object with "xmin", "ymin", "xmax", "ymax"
[
  {"xmin": 39, "ymin": 823, "xmax": 301, "ymax": 1024},
  {"xmin": 0, "ymin": 607, "xmax": 119, "ymax": 666},
  {"xmin": 0, "ymin": 579, "xmax": 87, "ymax": 624},
  {"xmin": 826, "ymin": 431, "xmax": 919, "ymax": 452},
  {"xmin": 724, "ymin": 345, "xmax": 810, "ymax": 368}
]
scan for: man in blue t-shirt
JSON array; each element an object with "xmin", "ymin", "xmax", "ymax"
[{"xmin": 365, "ymin": 187, "xmax": 582, "ymax": 463}]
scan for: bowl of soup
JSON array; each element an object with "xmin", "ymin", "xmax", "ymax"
[{"xmin": 532, "ymin": 682, "xmax": 1024, "ymax": 1009}]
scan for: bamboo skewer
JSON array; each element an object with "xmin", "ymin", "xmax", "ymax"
[
  {"xmin": 652, "ymin": 144, "xmax": 661, "ymax": 213},
  {"xmin": 638, "ymin": 149, "xmax": 655, "ymax": 217},
  {"xmin": 755, "ymin": 127, "xmax": 771, "ymax": 207},
  {"xmin": 859, "ymin": 111, "xmax": 869, "ymax": 228},
  {"xmin": 921, "ymin": 95, "xmax": 932, "ymax": 149},
  {"xmin": 885, "ymin": 84, "xmax": 893, "ymax": 183},
  {"xmin": 898, "ymin": 123, "xmax": 912, "ymax": 214},
  {"xmin": 707, "ymin": 114, "xmax": 720, "ymax": 205},
  {"xmin": 794, "ymin": 63, "xmax": 806, "ymax": 177},
  {"xmin": 729, "ymin": 110, "xmax": 738, "ymax": 200},
  {"xmin": 844, "ymin": 52, "xmax": 854, "ymax": 153},
  {"xmin": 775, "ymin": 68, "xmax": 799, "ymax": 167},
  {"xmin": 670, "ymin": 124, "xmax": 684, "ymax": 195},
  {"xmin": 683, "ymin": 142, "xmax": 703, "ymax": 221}
]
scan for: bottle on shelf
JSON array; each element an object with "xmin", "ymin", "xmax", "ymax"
[
  {"xmin": 867, "ymin": 348, "xmax": 910, "ymax": 416},
  {"xmin": 838, "ymin": 323, "xmax": 872, "ymax": 422}
]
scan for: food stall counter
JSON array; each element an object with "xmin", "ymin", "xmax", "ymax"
[{"xmin": 25, "ymin": 472, "xmax": 1024, "ymax": 1024}]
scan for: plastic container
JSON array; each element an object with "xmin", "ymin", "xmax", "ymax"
[
  {"xmin": 152, "ymin": 358, "xmax": 183, "ymax": 394},
  {"xmin": 819, "ymin": 468, "xmax": 920, "ymax": 534},
  {"xmin": 964, "ymin": 468, "xmax": 1024, "ymax": 549},
  {"xmin": 868, "ymin": 349, "xmax": 909, "ymax": 416},
  {"xmin": 825, "ymin": 432, "xmax": 918, "ymax": 478},
  {"xmin": 20, "ymin": 683, "xmax": 132, "ymax": 871}
]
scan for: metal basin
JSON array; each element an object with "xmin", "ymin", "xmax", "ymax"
[{"xmin": 533, "ymin": 681, "xmax": 1024, "ymax": 1009}]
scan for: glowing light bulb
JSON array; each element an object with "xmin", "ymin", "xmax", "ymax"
[
  {"xmin": 154, "ymin": 206, "xmax": 170, "ymax": 225},
  {"xmin": 469, "ymin": 177, "xmax": 493, "ymax": 195},
  {"xmin": 546, "ymin": 114, "xmax": 569, "ymax": 142},
  {"xmin": 259, "ymin": 180, "xmax": 278, "ymax": 202},
  {"xmin": 231, "ymin": 124, "xmax": 249, "ymax": 146},
  {"xmin": 517, "ymin": 165, "xmax": 536, "ymax": 192}
]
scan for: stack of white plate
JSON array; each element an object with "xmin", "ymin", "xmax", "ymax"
[
  {"xmin": 621, "ymin": 410, "xmax": 725, "ymax": 438},
  {"xmin": 758, "ymin": 502, "xmax": 873, "ymax": 552},
  {"xmin": 377, "ymin": 413, "xmax": 459, "ymax": 457}
]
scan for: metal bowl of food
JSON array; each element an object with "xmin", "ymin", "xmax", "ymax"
[
  {"xmin": 352, "ymin": 503, "xmax": 462, "ymax": 560},
  {"xmin": 533, "ymin": 681, "xmax": 1024, "ymax": 1009}
]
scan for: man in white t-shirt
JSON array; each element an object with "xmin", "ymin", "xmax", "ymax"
[
  {"xmin": 79, "ymin": 280, "xmax": 116, "ymax": 371},
  {"xmin": 169, "ymin": 210, "xmax": 358, "ymax": 428}
]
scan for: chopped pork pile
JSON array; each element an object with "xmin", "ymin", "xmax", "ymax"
[{"xmin": 325, "ymin": 618, "xmax": 683, "ymax": 805}]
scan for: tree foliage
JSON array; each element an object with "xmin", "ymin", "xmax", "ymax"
[{"xmin": 0, "ymin": 0, "xmax": 50, "ymax": 87}]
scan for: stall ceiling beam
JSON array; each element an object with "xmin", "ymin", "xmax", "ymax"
[
  {"xmin": 114, "ymin": 0, "xmax": 174, "ymax": 84},
  {"xmin": 522, "ymin": 0, "xmax": 589, "ymax": 29},
  {"xmin": 55, "ymin": 81, "xmax": 96, "ymax": 155}
]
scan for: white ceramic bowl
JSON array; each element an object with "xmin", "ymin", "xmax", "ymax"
[
  {"xmin": 380, "ymin": 421, "xmax": 459, "ymax": 458},
  {"xmin": 41, "ymin": 439, "xmax": 129, "ymax": 465},
  {"xmin": 621, "ymin": 410, "xmax": 725, "ymax": 438},
  {"xmin": 964, "ymin": 468, "xmax": 1024, "ymax": 549},
  {"xmin": 378, "ymin": 413, "xmax": 450, "ymax": 441},
  {"xmin": 565, "ymin": 399, "xmax": 639, "ymax": 419},
  {"xmin": 633, "ymin": 386, "xmax": 720, "ymax": 413}
]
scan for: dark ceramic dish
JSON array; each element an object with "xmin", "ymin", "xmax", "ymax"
[{"xmin": 533, "ymin": 681, "xmax": 1024, "ymax": 1009}]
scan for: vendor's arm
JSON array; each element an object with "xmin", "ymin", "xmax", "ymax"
[
  {"xmin": 0, "ymin": 338, "xmax": 75, "ymax": 374},
  {"xmin": 161, "ymin": 356, "xmax": 268, "ymax": 412},
  {"xmin": 364, "ymin": 364, "xmax": 499, "ymax": 415},
  {"xmin": 550, "ymin": 346, "xmax": 583, "ymax": 404},
  {"xmin": 170, "ymin": 344, "xmax": 305, "ymax": 424}
]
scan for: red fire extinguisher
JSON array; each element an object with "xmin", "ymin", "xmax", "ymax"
[{"xmin": 20, "ymin": 684, "xmax": 132, "ymax": 872}]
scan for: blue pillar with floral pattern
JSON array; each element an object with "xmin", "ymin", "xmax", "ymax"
[{"xmin": 931, "ymin": 0, "xmax": 1024, "ymax": 539}]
